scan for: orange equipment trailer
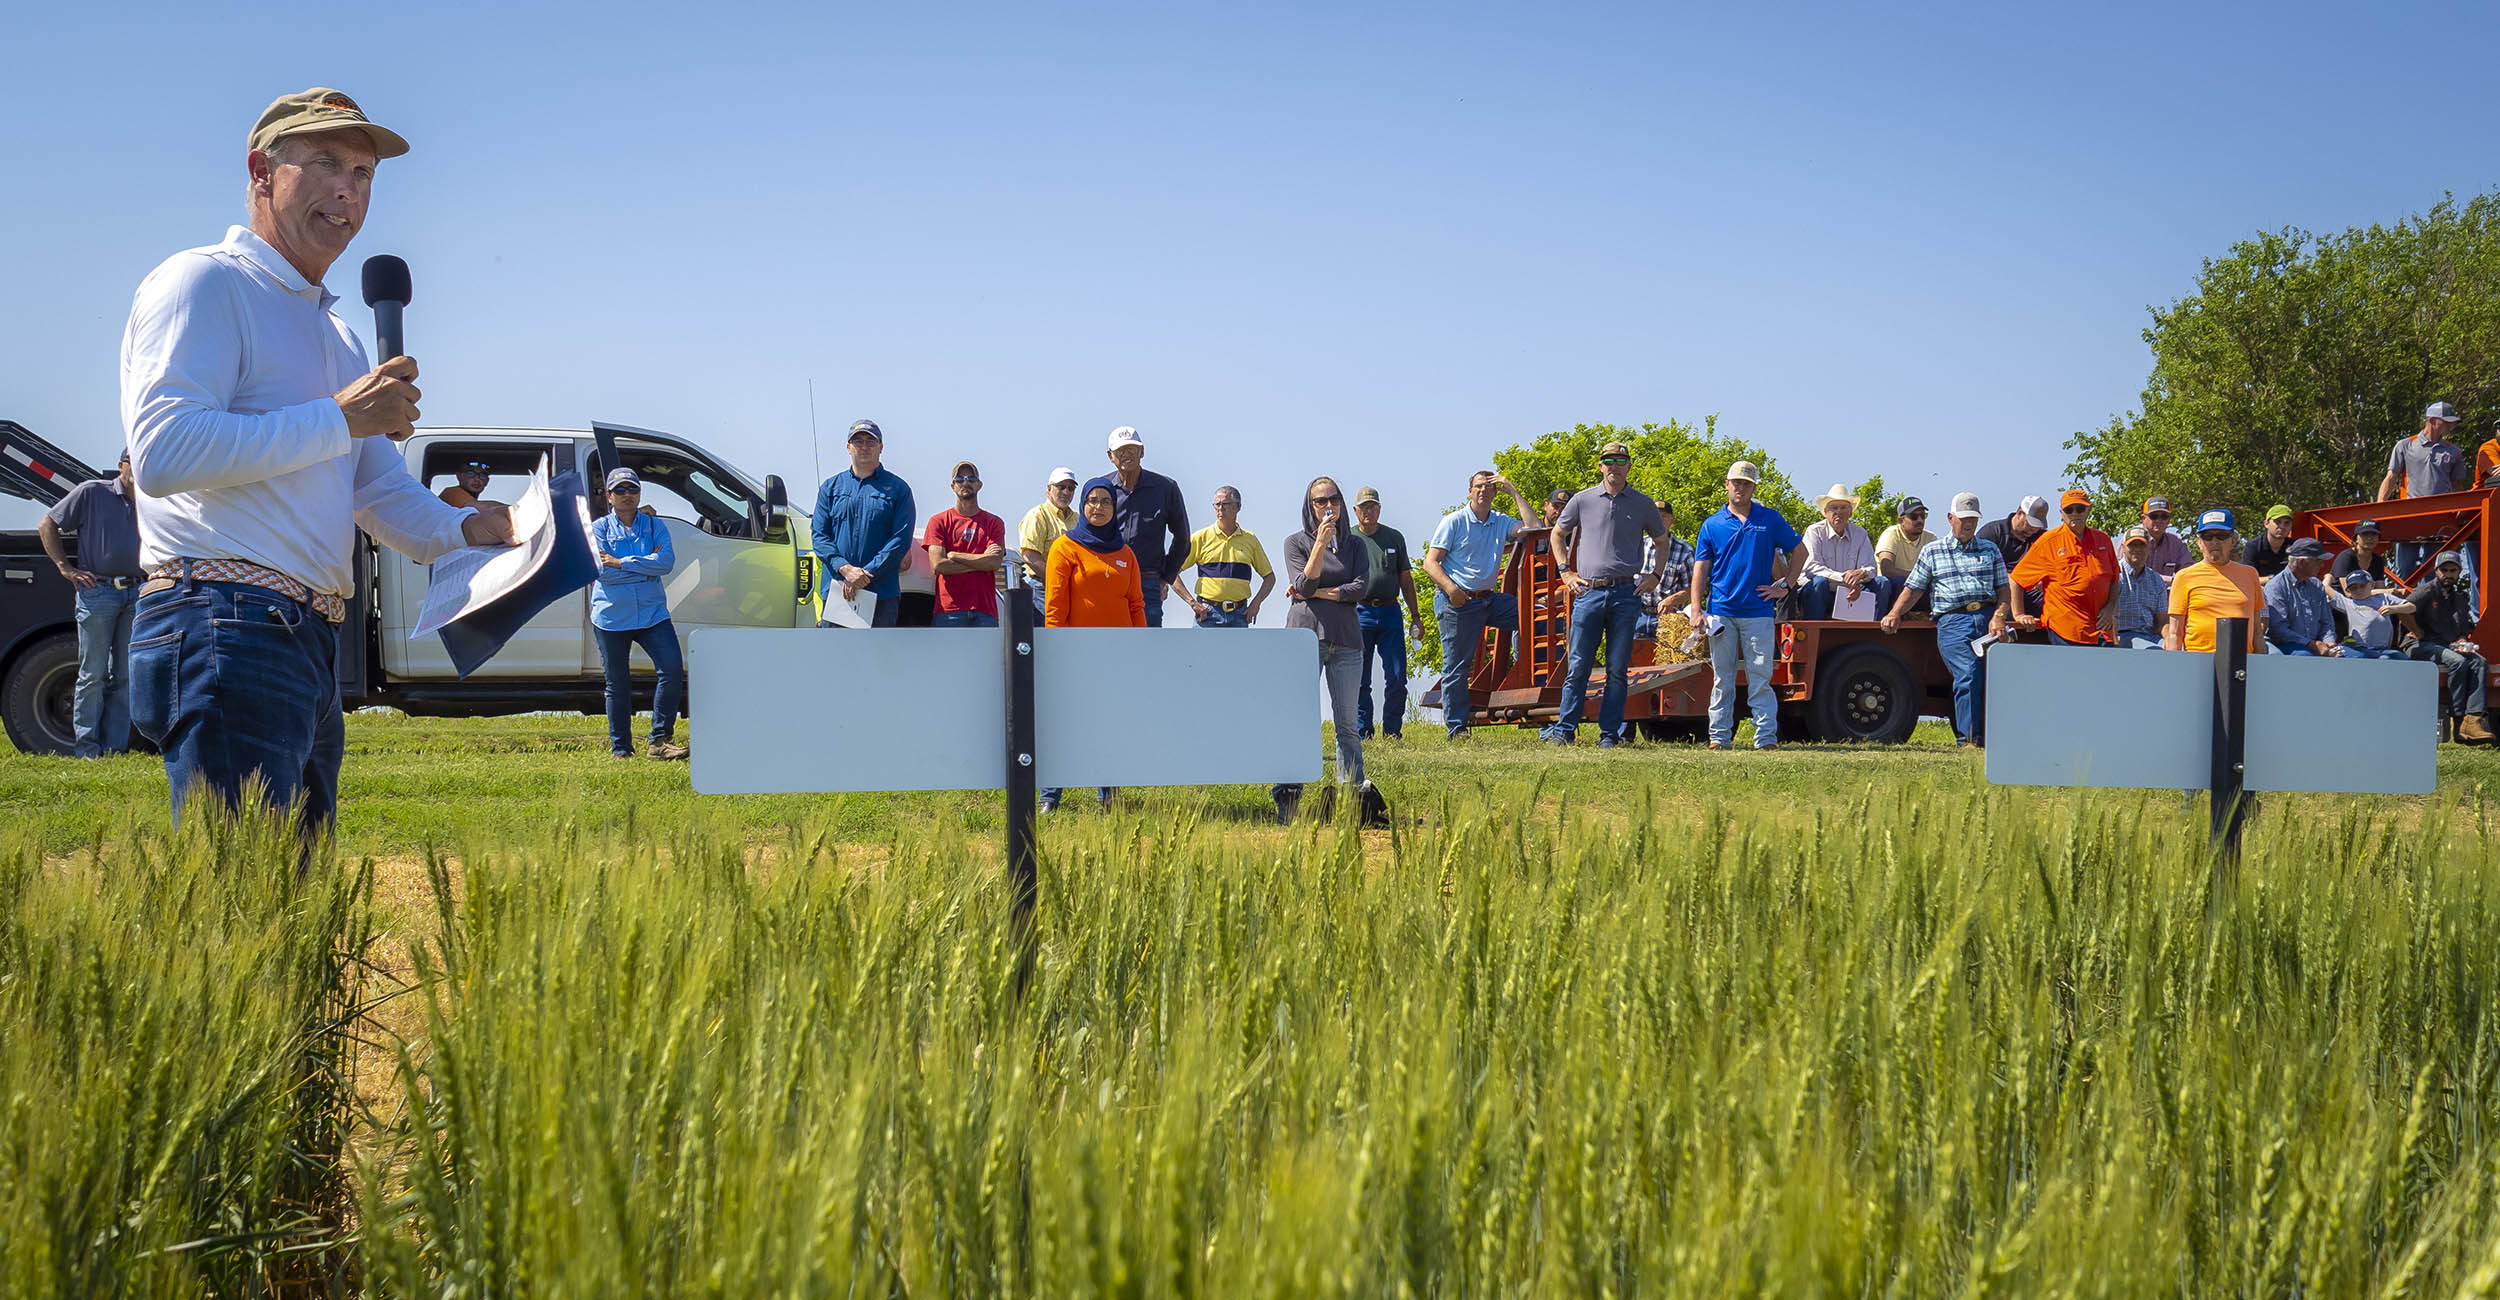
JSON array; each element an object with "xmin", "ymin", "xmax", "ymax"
[
  {"xmin": 1427, "ymin": 525, "xmax": 1957, "ymax": 743},
  {"xmin": 2294, "ymin": 485, "xmax": 2500, "ymax": 697}
]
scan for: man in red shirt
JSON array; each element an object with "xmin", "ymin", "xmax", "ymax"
[
  {"xmin": 924, "ymin": 460, "xmax": 1008, "ymax": 628},
  {"xmin": 2011, "ymin": 488, "xmax": 2119, "ymax": 645}
]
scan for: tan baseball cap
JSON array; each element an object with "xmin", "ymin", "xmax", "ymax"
[
  {"xmin": 1725, "ymin": 460, "xmax": 1760, "ymax": 483},
  {"xmin": 248, "ymin": 88, "xmax": 409, "ymax": 160}
]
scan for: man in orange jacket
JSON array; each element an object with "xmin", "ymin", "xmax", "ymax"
[{"xmin": 2012, "ymin": 488, "xmax": 2119, "ymax": 645}]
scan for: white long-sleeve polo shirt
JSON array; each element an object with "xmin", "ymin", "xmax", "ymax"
[{"xmin": 120, "ymin": 225, "xmax": 473, "ymax": 597}]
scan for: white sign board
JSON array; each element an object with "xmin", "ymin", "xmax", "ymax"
[
  {"xmin": 689, "ymin": 627, "xmax": 1323, "ymax": 794},
  {"xmin": 1984, "ymin": 643, "xmax": 2437, "ymax": 794}
]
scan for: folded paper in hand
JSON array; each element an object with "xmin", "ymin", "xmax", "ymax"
[{"xmin": 410, "ymin": 458, "xmax": 598, "ymax": 677}]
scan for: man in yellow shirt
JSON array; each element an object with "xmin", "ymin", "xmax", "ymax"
[
  {"xmin": 1015, "ymin": 466, "xmax": 1078, "ymax": 618},
  {"xmin": 1180, "ymin": 485, "xmax": 1276, "ymax": 628}
]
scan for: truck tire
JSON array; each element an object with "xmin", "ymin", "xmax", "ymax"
[
  {"xmin": 1807, "ymin": 642, "xmax": 1919, "ymax": 744},
  {"xmin": 2, "ymin": 632, "xmax": 79, "ymax": 757}
]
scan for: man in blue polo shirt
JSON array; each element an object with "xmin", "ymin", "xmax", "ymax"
[
  {"xmin": 811, "ymin": 419, "xmax": 916, "ymax": 628},
  {"xmin": 1688, "ymin": 460, "xmax": 1805, "ymax": 750},
  {"xmin": 1423, "ymin": 468, "xmax": 1527, "ymax": 738}
]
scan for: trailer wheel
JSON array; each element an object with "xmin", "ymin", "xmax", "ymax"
[
  {"xmin": 1808, "ymin": 643, "xmax": 1919, "ymax": 744},
  {"xmin": 2, "ymin": 632, "xmax": 79, "ymax": 757}
]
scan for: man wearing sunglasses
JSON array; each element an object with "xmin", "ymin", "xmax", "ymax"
[
  {"xmin": 923, "ymin": 460, "xmax": 1007, "ymax": 628},
  {"xmin": 1874, "ymin": 497, "xmax": 1932, "ymax": 615},
  {"xmin": 437, "ymin": 459, "xmax": 492, "ymax": 509},
  {"xmin": 1546, "ymin": 441, "xmax": 1670, "ymax": 746},
  {"xmin": 2011, "ymin": 488, "xmax": 2118, "ymax": 646},
  {"xmin": 2136, "ymin": 497, "xmax": 2193, "ymax": 579}
]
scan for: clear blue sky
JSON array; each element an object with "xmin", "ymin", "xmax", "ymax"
[{"xmin": 6, "ymin": 0, "xmax": 2495, "ymax": 612}]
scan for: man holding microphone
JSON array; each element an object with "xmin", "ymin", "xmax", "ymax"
[{"xmin": 122, "ymin": 88, "xmax": 514, "ymax": 838}]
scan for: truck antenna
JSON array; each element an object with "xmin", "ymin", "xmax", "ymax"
[{"xmin": 806, "ymin": 378, "xmax": 823, "ymax": 488}]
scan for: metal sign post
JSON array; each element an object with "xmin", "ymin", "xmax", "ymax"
[
  {"xmin": 1002, "ymin": 567, "xmax": 1039, "ymax": 986},
  {"xmin": 2209, "ymin": 617, "xmax": 2250, "ymax": 864}
]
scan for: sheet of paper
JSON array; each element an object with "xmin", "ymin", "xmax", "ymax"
[
  {"xmin": 1833, "ymin": 587, "xmax": 1878, "ymax": 621},
  {"xmin": 820, "ymin": 589, "xmax": 877, "ymax": 630},
  {"xmin": 412, "ymin": 458, "xmax": 556, "ymax": 638}
]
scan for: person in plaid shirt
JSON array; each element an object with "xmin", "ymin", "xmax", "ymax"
[
  {"xmin": 2109, "ymin": 526, "xmax": 2170, "ymax": 649},
  {"xmin": 1881, "ymin": 492, "xmax": 2020, "ymax": 747}
]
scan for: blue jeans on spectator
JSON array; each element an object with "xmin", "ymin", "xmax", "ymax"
[
  {"xmin": 1141, "ymin": 573, "xmax": 1166, "ymax": 626},
  {"xmin": 72, "ymin": 583, "xmax": 138, "ymax": 757},
  {"xmin": 1434, "ymin": 589, "xmax": 1517, "ymax": 734},
  {"xmin": 931, "ymin": 609, "xmax": 1000, "ymax": 628},
  {"xmin": 1705, "ymin": 614, "xmax": 1780, "ymax": 748},
  {"xmin": 1196, "ymin": 605, "xmax": 1250, "ymax": 629},
  {"xmin": 2341, "ymin": 644, "xmax": 2409, "ymax": 660},
  {"xmin": 1934, "ymin": 609, "xmax": 1992, "ymax": 743},
  {"xmin": 594, "ymin": 619, "xmax": 685, "ymax": 755},
  {"xmin": 1799, "ymin": 575, "xmax": 1898, "ymax": 621},
  {"xmin": 2411, "ymin": 641, "xmax": 2489, "ymax": 717},
  {"xmin": 1356, "ymin": 602, "xmax": 1407, "ymax": 738},
  {"xmin": 2116, "ymin": 629, "xmax": 2163, "ymax": 650},
  {"xmin": 128, "ymin": 577, "xmax": 344, "ymax": 835},
  {"xmin": 1274, "ymin": 642, "xmax": 1367, "ymax": 806},
  {"xmin": 1547, "ymin": 584, "xmax": 1641, "ymax": 742}
]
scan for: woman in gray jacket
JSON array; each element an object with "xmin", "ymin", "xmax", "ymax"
[{"xmin": 1275, "ymin": 476, "xmax": 1387, "ymax": 825}]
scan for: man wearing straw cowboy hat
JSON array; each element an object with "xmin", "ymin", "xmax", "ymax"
[{"xmin": 1798, "ymin": 482, "xmax": 1892, "ymax": 620}]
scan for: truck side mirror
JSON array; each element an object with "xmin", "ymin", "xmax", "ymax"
[{"xmin": 765, "ymin": 474, "xmax": 788, "ymax": 510}]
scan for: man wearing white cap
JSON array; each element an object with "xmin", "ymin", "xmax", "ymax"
[
  {"xmin": 1103, "ymin": 426, "xmax": 1191, "ymax": 626},
  {"xmin": 1882, "ymin": 493, "xmax": 2017, "ymax": 747},
  {"xmin": 122, "ymin": 87, "xmax": 514, "ymax": 840},
  {"xmin": 1976, "ymin": 494, "xmax": 2049, "ymax": 573},
  {"xmin": 1798, "ymin": 482, "xmax": 1893, "ymax": 620},
  {"xmin": 2380, "ymin": 402, "xmax": 2470, "ymax": 589},
  {"xmin": 1689, "ymin": 460, "xmax": 1805, "ymax": 750},
  {"xmin": 1016, "ymin": 466, "xmax": 1080, "ymax": 619}
]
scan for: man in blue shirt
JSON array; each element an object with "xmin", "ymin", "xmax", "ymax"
[
  {"xmin": 2262, "ymin": 538, "xmax": 2351, "ymax": 657},
  {"xmin": 38, "ymin": 449, "xmax": 145, "ymax": 757},
  {"xmin": 811, "ymin": 419, "xmax": 916, "ymax": 628},
  {"xmin": 1881, "ymin": 492, "xmax": 2017, "ymax": 747},
  {"xmin": 1423, "ymin": 469, "xmax": 1527, "ymax": 738},
  {"xmin": 1688, "ymin": 461, "xmax": 1805, "ymax": 749},
  {"xmin": 1103, "ymin": 425, "xmax": 1192, "ymax": 626}
]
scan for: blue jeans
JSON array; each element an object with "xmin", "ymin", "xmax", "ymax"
[
  {"xmin": 1799, "ymin": 575, "xmax": 1898, "ymax": 621},
  {"xmin": 128, "ymin": 577, "xmax": 344, "ymax": 835},
  {"xmin": 1141, "ymin": 573, "xmax": 1165, "ymax": 627},
  {"xmin": 931, "ymin": 609, "xmax": 1000, "ymax": 628},
  {"xmin": 1705, "ymin": 614, "xmax": 1780, "ymax": 747},
  {"xmin": 595, "ymin": 619, "xmax": 685, "ymax": 754},
  {"xmin": 2411, "ymin": 642, "xmax": 2488, "ymax": 717},
  {"xmin": 1434, "ymin": 589, "xmax": 1517, "ymax": 733},
  {"xmin": 1935, "ymin": 610, "xmax": 1991, "ymax": 743},
  {"xmin": 1549, "ymin": 584, "xmax": 1640, "ymax": 741},
  {"xmin": 2342, "ymin": 644, "xmax": 2408, "ymax": 660},
  {"xmin": 1275, "ymin": 641, "xmax": 1367, "ymax": 803},
  {"xmin": 1356, "ymin": 603, "xmax": 1407, "ymax": 737},
  {"xmin": 2116, "ymin": 629, "xmax": 2163, "ymax": 650},
  {"xmin": 72, "ymin": 583, "xmax": 138, "ymax": 757},
  {"xmin": 1196, "ymin": 606, "xmax": 1250, "ymax": 629}
]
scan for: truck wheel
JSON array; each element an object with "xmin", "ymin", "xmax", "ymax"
[
  {"xmin": 1808, "ymin": 643, "xmax": 1918, "ymax": 744},
  {"xmin": 2, "ymin": 632, "xmax": 80, "ymax": 757}
]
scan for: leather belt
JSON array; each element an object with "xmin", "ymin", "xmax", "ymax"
[
  {"xmin": 1208, "ymin": 599, "xmax": 1246, "ymax": 612},
  {"xmin": 148, "ymin": 557, "xmax": 347, "ymax": 624},
  {"xmin": 1360, "ymin": 598, "xmax": 1398, "ymax": 608},
  {"xmin": 1941, "ymin": 599, "xmax": 1997, "ymax": 614},
  {"xmin": 1581, "ymin": 575, "xmax": 1631, "ymax": 588}
]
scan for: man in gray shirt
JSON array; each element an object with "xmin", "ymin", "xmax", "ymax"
[
  {"xmin": 2379, "ymin": 401, "xmax": 2470, "ymax": 584},
  {"xmin": 1545, "ymin": 439, "xmax": 1670, "ymax": 747},
  {"xmin": 38, "ymin": 449, "xmax": 146, "ymax": 757}
]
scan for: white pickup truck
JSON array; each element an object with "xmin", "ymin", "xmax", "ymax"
[{"xmin": 1, "ymin": 419, "xmax": 818, "ymax": 752}]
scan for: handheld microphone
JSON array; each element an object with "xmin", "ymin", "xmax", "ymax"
[{"xmin": 361, "ymin": 255, "xmax": 412, "ymax": 362}]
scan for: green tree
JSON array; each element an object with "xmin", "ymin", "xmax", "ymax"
[
  {"xmin": 2065, "ymin": 193, "xmax": 2500, "ymax": 532},
  {"xmin": 1409, "ymin": 418, "xmax": 1820, "ymax": 669}
]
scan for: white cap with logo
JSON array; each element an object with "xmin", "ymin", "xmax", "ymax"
[
  {"xmin": 1949, "ymin": 492, "xmax": 1983, "ymax": 520},
  {"xmin": 1107, "ymin": 426, "xmax": 1144, "ymax": 451},
  {"xmin": 2019, "ymin": 494, "xmax": 2050, "ymax": 525}
]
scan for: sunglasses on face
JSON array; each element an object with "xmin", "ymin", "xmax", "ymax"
[
  {"xmin": 1311, "ymin": 494, "xmax": 1342, "ymax": 506},
  {"xmin": 2146, "ymin": 512, "xmax": 2172, "ymax": 521},
  {"xmin": 608, "ymin": 484, "xmax": 640, "ymax": 494},
  {"xmin": 1907, "ymin": 510, "xmax": 1928, "ymax": 518},
  {"xmin": 953, "ymin": 475, "xmax": 981, "ymax": 484},
  {"xmin": 1599, "ymin": 456, "xmax": 1629, "ymax": 466},
  {"xmin": 2063, "ymin": 505, "xmax": 2091, "ymax": 514}
]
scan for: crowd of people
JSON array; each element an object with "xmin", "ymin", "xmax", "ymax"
[{"xmin": 798, "ymin": 402, "xmax": 2499, "ymax": 776}]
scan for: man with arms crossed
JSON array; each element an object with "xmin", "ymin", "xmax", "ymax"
[{"xmin": 124, "ymin": 89, "xmax": 513, "ymax": 835}]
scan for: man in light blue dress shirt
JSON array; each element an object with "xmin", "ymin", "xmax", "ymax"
[{"xmin": 1421, "ymin": 469, "xmax": 1526, "ymax": 738}]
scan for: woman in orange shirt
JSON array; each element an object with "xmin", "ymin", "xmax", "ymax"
[
  {"xmin": 2165, "ymin": 507, "xmax": 2269, "ymax": 653},
  {"xmin": 1040, "ymin": 479, "xmax": 1146, "ymax": 812}
]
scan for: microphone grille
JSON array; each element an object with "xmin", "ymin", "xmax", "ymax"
[{"xmin": 361, "ymin": 255, "xmax": 412, "ymax": 308}]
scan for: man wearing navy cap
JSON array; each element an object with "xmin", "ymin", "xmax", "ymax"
[
  {"xmin": 2261, "ymin": 538, "xmax": 2345, "ymax": 657},
  {"xmin": 811, "ymin": 419, "xmax": 915, "ymax": 628}
]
